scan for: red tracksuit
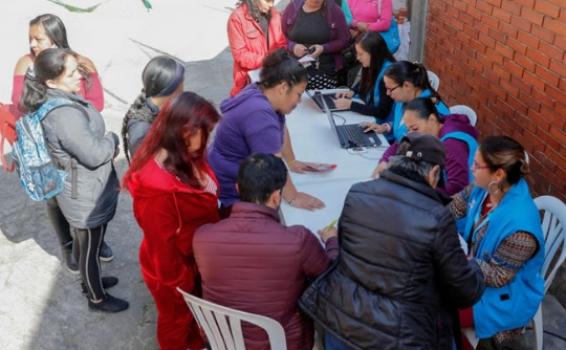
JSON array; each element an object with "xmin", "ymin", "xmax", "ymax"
[{"xmin": 127, "ymin": 159, "xmax": 219, "ymax": 350}]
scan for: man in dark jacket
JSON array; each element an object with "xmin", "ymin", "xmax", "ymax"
[
  {"xmin": 300, "ymin": 133, "xmax": 485, "ymax": 350},
  {"xmin": 194, "ymin": 153, "xmax": 338, "ymax": 350}
]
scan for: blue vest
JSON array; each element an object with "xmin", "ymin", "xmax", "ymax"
[
  {"xmin": 391, "ymin": 89, "xmax": 450, "ymax": 142},
  {"xmin": 462, "ymin": 179, "xmax": 544, "ymax": 339},
  {"xmin": 440, "ymin": 131, "xmax": 478, "ymax": 183}
]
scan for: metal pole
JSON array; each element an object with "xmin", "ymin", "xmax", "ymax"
[{"xmin": 408, "ymin": 0, "xmax": 429, "ymax": 63}]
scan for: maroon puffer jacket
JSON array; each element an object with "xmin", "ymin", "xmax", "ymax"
[{"xmin": 194, "ymin": 202, "xmax": 337, "ymax": 350}]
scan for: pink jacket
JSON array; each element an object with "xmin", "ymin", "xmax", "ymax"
[
  {"xmin": 194, "ymin": 202, "xmax": 338, "ymax": 350},
  {"xmin": 227, "ymin": 3, "xmax": 287, "ymax": 96},
  {"xmin": 348, "ymin": 0, "xmax": 393, "ymax": 32}
]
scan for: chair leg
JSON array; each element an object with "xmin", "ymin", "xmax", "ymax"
[{"xmin": 533, "ymin": 306, "xmax": 543, "ymax": 350}]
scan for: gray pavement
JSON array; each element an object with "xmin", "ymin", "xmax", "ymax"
[{"xmin": 0, "ymin": 1, "xmax": 565, "ymax": 350}]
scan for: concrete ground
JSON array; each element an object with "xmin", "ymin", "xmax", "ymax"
[{"xmin": 0, "ymin": 1, "xmax": 565, "ymax": 350}]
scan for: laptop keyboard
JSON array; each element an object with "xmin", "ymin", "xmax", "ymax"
[{"xmin": 339, "ymin": 124, "xmax": 381, "ymax": 147}]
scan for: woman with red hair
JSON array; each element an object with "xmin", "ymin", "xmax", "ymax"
[{"xmin": 123, "ymin": 91, "xmax": 221, "ymax": 350}]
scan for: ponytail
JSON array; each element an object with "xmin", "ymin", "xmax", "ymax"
[
  {"xmin": 121, "ymin": 92, "xmax": 150, "ymax": 163},
  {"xmin": 384, "ymin": 61, "xmax": 444, "ymax": 103},
  {"xmin": 20, "ymin": 48, "xmax": 73, "ymax": 112}
]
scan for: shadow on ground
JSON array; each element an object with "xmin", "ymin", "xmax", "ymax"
[{"xmin": 0, "ymin": 47, "xmax": 232, "ymax": 350}]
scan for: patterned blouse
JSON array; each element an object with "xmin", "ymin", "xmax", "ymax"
[{"xmin": 449, "ymin": 184, "xmax": 538, "ymax": 344}]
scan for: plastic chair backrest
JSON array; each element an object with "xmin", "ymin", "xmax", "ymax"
[
  {"xmin": 177, "ymin": 287, "xmax": 287, "ymax": 350},
  {"xmin": 534, "ymin": 196, "xmax": 566, "ymax": 293},
  {"xmin": 449, "ymin": 104, "xmax": 478, "ymax": 126},
  {"xmin": 427, "ymin": 70, "xmax": 440, "ymax": 91}
]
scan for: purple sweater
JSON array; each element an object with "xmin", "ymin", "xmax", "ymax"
[
  {"xmin": 380, "ymin": 114, "xmax": 479, "ymax": 196},
  {"xmin": 208, "ymin": 84, "xmax": 285, "ymax": 206},
  {"xmin": 282, "ymin": 0, "xmax": 350, "ymax": 71}
]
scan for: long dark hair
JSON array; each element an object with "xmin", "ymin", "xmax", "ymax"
[
  {"xmin": 123, "ymin": 92, "xmax": 220, "ymax": 189},
  {"xmin": 357, "ymin": 31, "xmax": 396, "ymax": 100},
  {"xmin": 121, "ymin": 56, "xmax": 185, "ymax": 162},
  {"xmin": 20, "ymin": 48, "xmax": 75, "ymax": 113},
  {"xmin": 384, "ymin": 61, "xmax": 443, "ymax": 102},
  {"xmin": 29, "ymin": 14, "xmax": 70, "ymax": 52},
  {"xmin": 259, "ymin": 48, "xmax": 307, "ymax": 89}
]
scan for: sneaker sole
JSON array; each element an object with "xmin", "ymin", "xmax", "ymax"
[
  {"xmin": 66, "ymin": 266, "xmax": 80, "ymax": 275},
  {"xmin": 99, "ymin": 255, "xmax": 114, "ymax": 262}
]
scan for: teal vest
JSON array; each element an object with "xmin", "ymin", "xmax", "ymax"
[
  {"xmin": 440, "ymin": 131, "xmax": 478, "ymax": 182},
  {"xmin": 462, "ymin": 179, "xmax": 544, "ymax": 339},
  {"xmin": 391, "ymin": 89, "xmax": 450, "ymax": 142}
]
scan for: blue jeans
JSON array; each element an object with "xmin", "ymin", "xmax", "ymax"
[{"xmin": 325, "ymin": 332, "xmax": 354, "ymax": 350}]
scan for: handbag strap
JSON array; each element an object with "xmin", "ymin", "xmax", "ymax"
[{"xmin": 378, "ymin": 0, "xmax": 382, "ymax": 16}]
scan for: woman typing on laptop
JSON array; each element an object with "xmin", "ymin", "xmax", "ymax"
[{"xmin": 332, "ymin": 32, "xmax": 395, "ymax": 122}]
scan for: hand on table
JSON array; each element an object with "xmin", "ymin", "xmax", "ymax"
[
  {"xmin": 288, "ymin": 160, "xmax": 336, "ymax": 174},
  {"xmin": 360, "ymin": 121, "xmax": 390, "ymax": 134},
  {"xmin": 336, "ymin": 91, "xmax": 354, "ymax": 99},
  {"xmin": 372, "ymin": 161, "xmax": 388, "ymax": 179},
  {"xmin": 334, "ymin": 97, "xmax": 352, "ymax": 110},
  {"xmin": 288, "ymin": 192, "xmax": 325, "ymax": 211}
]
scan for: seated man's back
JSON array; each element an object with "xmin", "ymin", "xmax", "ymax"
[{"xmin": 194, "ymin": 154, "xmax": 337, "ymax": 350}]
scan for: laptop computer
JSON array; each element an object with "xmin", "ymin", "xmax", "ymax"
[
  {"xmin": 320, "ymin": 94, "xmax": 382, "ymax": 149},
  {"xmin": 309, "ymin": 90, "xmax": 342, "ymax": 111}
]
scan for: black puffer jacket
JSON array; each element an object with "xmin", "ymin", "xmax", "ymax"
[{"xmin": 299, "ymin": 169, "xmax": 485, "ymax": 350}]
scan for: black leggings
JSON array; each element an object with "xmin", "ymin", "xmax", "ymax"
[
  {"xmin": 46, "ymin": 199, "xmax": 73, "ymax": 247},
  {"xmin": 45, "ymin": 199, "xmax": 106, "ymax": 301},
  {"xmin": 74, "ymin": 225, "xmax": 106, "ymax": 301}
]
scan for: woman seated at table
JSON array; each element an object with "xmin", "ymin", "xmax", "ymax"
[
  {"xmin": 282, "ymin": 0, "xmax": 350, "ymax": 90},
  {"xmin": 208, "ymin": 48, "xmax": 329, "ymax": 215},
  {"xmin": 348, "ymin": 0, "xmax": 393, "ymax": 38},
  {"xmin": 12, "ymin": 13, "xmax": 103, "ymax": 116},
  {"xmin": 122, "ymin": 56, "xmax": 185, "ymax": 162},
  {"xmin": 363, "ymin": 60, "xmax": 450, "ymax": 142},
  {"xmin": 227, "ymin": 0, "xmax": 287, "ymax": 96},
  {"xmin": 449, "ymin": 136, "xmax": 544, "ymax": 349},
  {"xmin": 374, "ymin": 98, "xmax": 478, "ymax": 196},
  {"xmin": 333, "ymin": 32, "xmax": 395, "ymax": 120}
]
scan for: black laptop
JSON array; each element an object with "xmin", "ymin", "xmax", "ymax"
[{"xmin": 320, "ymin": 94, "xmax": 381, "ymax": 149}]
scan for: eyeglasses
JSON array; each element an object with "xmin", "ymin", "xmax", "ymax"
[
  {"xmin": 472, "ymin": 161, "xmax": 490, "ymax": 170},
  {"xmin": 386, "ymin": 85, "xmax": 401, "ymax": 94}
]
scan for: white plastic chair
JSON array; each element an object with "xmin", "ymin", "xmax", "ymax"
[
  {"xmin": 177, "ymin": 287, "xmax": 287, "ymax": 350},
  {"xmin": 450, "ymin": 105, "xmax": 478, "ymax": 126},
  {"xmin": 463, "ymin": 195, "xmax": 566, "ymax": 350},
  {"xmin": 532, "ymin": 195, "xmax": 566, "ymax": 350},
  {"xmin": 427, "ymin": 70, "xmax": 440, "ymax": 91}
]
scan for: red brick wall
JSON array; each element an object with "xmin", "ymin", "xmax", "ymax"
[{"xmin": 425, "ymin": 0, "xmax": 566, "ymax": 201}]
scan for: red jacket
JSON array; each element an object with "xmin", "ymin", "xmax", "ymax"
[
  {"xmin": 127, "ymin": 159, "xmax": 219, "ymax": 292},
  {"xmin": 227, "ymin": 3, "xmax": 287, "ymax": 96},
  {"xmin": 194, "ymin": 202, "xmax": 338, "ymax": 350}
]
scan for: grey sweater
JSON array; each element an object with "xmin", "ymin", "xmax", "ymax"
[{"xmin": 41, "ymin": 89, "xmax": 119, "ymax": 229}]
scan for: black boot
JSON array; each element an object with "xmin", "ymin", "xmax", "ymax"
[
  {"xmin": 61, "ymin": 241, "xmax": 79, "ymax": 275},
  {"xmin": 81, "ymin": 276, "xmax": 118, "ymax": 294},
  {"xmin": 88, "ymin": 294, "xmax": 129, "ymax": 313}
]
